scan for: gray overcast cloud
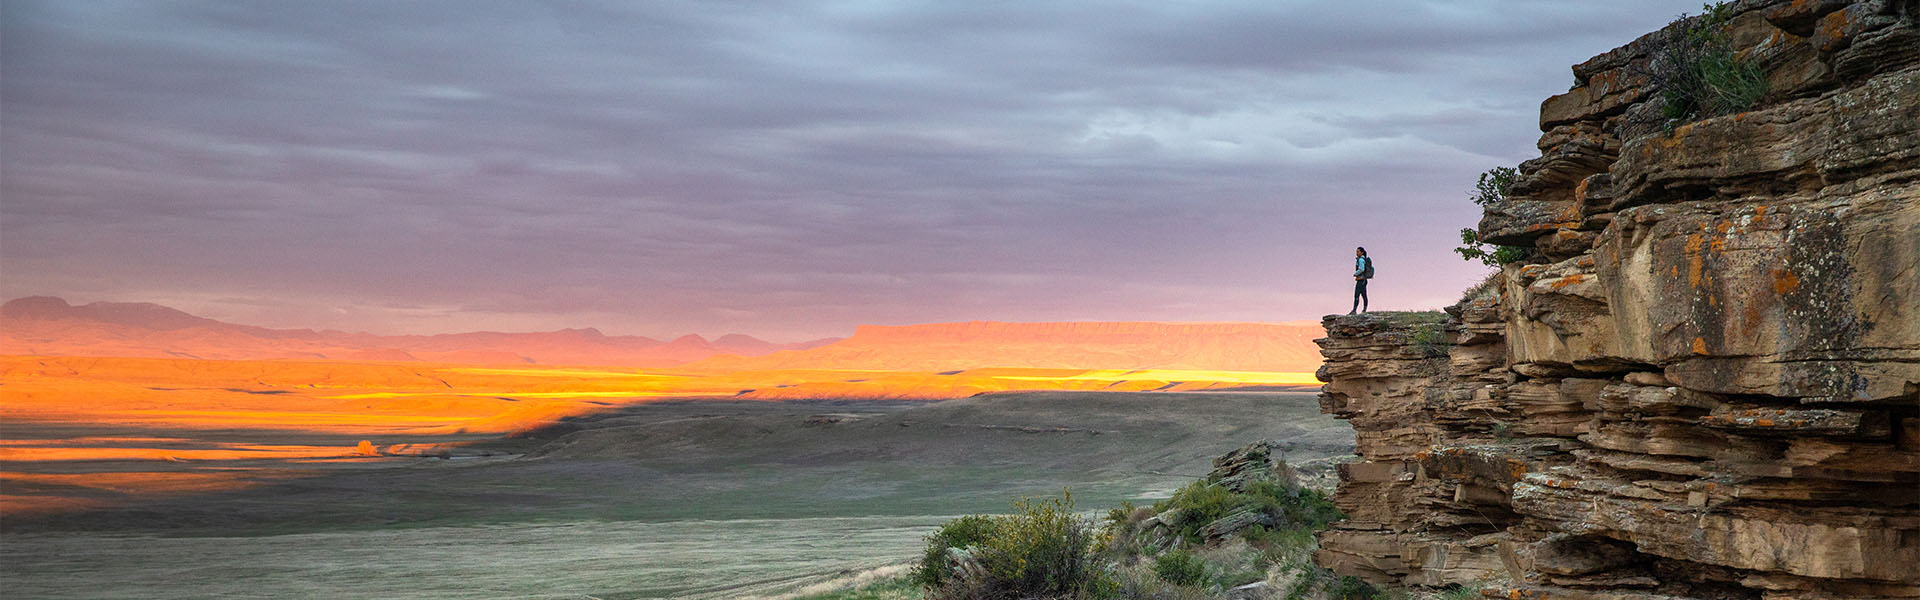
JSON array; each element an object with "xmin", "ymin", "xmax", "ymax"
[{"xmin": 2, "ymin": 1, "xmax": 1703, "ymax": 339}]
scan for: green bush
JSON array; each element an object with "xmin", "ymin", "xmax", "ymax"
[
  {"xmin": 911, "ymin": 514, "xmax": 999, "ymax": 589},
  {"xmin": 1469, "ymin": 166, "xmax": 1516, "ymax": 207},
  {"xmin": 1409, "ymin": 324, "xmax": 1452, "ymax": 358},
  {"xmin": 1241, "ymin": 480, "xmax": 1342, "ymax": 532},
  {"xmin": 1455, "ymin": 166, "xmax": 1528, "ymax": 268},
  {"xmin": 976, "ymin": 493, "xmax": 1104, "ymax": 596},
  {"xmin": 1280, "ymin": 562, "xmax": 1390, "ymax": 600},
  {"xmin": 921, "ymin": 491, "xmax": 1114, "ymax": 599},
  {"xmin": 1147, "ymin": 479, "xmax": 1344, "ymax": 548},
  {"xmin": 1439, "ymin": 584, "xmax": 1487, "ymax": 600},
  {"xmin": 1151, "ymin": 481, "xmax": 1237, "ymax": 545},
  {"xmin": 1650, "ymin": 2, "xmax": 1767, "ymax": 122},
  {"xmin": 1152, "ymin": 549, "xmax": 1209, "ymax": 586},
  {"xmin": 1104, "ymin": 501, "xmax": 1136, "ymax": 529},
  {"xmin": 1242, "ymin": 523, "xmax": 1316, "ymax": 555}
]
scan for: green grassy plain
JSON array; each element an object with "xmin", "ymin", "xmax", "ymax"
[{"xmin": 2, "ymin": 391, "xmax": 1350, "ymax": 598}]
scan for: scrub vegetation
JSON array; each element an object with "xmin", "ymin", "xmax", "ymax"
[
  {"xmin": 912, "ymin": 492, "xmax": 1114, "ymax": 599},
  {"xmin": 1409, "ymin": 324, "xmax": 1452, "ymax": 358},
  {"xmin": 1649, "ymin": 2, "xmax": 1767, "ymax": 123},
  {"xmin": 894, "ymin": 447, "xmax": 1381, "ymax": 600},
  {"xmin": 1454, "ymin": 166, "xmax": 1529, "ymax": 268}
]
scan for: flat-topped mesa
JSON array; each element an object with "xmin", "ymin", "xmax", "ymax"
[
  {"xmin": 1315, "ymin": 1, "xmax": 1919, "ymax": 598},
  {"xmin": 846, "ymin": 320, "xmax": 1321, "ymax": 343},
  {"xmin": 716, "ymin": 320, "xmax": 1326, "ymax": 372}
]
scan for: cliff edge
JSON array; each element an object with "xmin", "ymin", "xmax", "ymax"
[{"xmin": 1312, "ymin": 1, "xmax": 1918, "ymax": 598}]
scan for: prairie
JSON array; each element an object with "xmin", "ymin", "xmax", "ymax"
[{"xmin": 1, "ymin": 355, "xmax": 1345, "ymax": 598}]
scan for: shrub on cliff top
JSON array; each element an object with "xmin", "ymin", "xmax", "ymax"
[
  {"xmin": 1454, "ymin": 166, "xmax": 1528, "ymax": 268},
  {"xmin": 1649, "ymin": 2, "xmax": 1767, "ymax": 122},
  {"xmin": 1409, "ymin": 323, "xmax": 1452, "ymax": 358},
  {"xmin": 1469, "ymin": 166, "xmax": 1516, "ymax": 208}
]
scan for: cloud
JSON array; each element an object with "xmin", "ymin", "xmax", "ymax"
[{"xmin": 2, "ymin": 0, "xmax": 1704, "ymax": 339}]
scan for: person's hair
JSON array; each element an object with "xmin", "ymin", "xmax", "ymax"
[{"xmin": 1356, "ymin": 247, "xmax": 1367, "ymax": 255}]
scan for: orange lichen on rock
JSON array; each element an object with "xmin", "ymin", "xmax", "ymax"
[
  {"xmin": 1817, "ymin": 9, "xmax": 1854, "ymax": 51},
  {"xmin": 1772, "ymin": 268, "xmax": 1801, "ymax": 294},
  {"xmin": 1686, "ymin": 233, "xmax": 1709, "ymax": 287}
]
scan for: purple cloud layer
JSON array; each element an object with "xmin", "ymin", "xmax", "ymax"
[{"xmin": 2, "ymin": 1, "xmax": 1704, "ymax": 339}]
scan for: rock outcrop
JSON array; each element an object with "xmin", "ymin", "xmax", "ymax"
[
  {"xmin": 1313, "ymin": 2, "xmax": 1919, "ymax": 598},
  {"xmin": 1135, "ymin": 440, "xmax": 1312, "ymax": 551}
]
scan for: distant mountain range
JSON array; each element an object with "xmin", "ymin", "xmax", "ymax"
[
  {"xmin": 1, "ymin": 296, "xmax": 1326, "ymax": 372},
  {"xmin": 0, "ymin": 296, "xmax": 835, "ymax": 366}
]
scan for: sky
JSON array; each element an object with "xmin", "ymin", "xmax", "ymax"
[{"xmin": 1, "ymin": 1, "xmax": 1706, "ymax": 340}]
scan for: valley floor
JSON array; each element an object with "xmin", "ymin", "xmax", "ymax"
[{"xmin": 2, "ymin": 391, "xmax": 1352, "ymax": 599}]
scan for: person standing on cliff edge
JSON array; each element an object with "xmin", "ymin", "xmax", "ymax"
[{"xmin": 1350, "ymin": 247, "xmax": 1372, "ymax": 314}]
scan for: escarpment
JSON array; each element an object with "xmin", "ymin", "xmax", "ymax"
[{"xmin": 1312, "ymin": 1, "xmax": 1919, "ymax": 598}]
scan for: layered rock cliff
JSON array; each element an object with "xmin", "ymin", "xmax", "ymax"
[{"xmin": 1313, "ymin": 1, "xmax": 1919, "ymax": 598}]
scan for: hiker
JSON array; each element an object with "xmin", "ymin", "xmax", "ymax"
[{"xmin": 1350, "ymin": 247, "xmax": 1372, "ymax": 314}]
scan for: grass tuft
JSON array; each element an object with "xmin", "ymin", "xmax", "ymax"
[
  {"xmin": 1152, "ymin": 548, "xmax": 1209, "ymax": 586},
  {"xmin": 1438, "ymin": 584, "xmax": 1487, "ymax": 600},
  {"xmin": 793, "ymin": 574, "xmax": 924, "ymax": 600},
  {"xmin": 1410, "ymin": 324, "xmax": 1452, "ymax": 358}
]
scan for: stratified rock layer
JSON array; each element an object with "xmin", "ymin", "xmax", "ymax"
[{"xmin": 1315, "ymin": 2, "xmax": 1918, "ymax": 598}]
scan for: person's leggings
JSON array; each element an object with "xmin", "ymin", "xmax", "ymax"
[{"xmin": 1352, "ymin": 279, "xmax": 1368, "ymax": 313}]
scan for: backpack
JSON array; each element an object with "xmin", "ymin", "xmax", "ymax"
[{"xmin": 1361, "ymin": 257, "xmax": 1375, "ymax": 279}]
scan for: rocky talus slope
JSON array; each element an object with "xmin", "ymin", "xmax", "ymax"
[{"xmin": 1312, "ymin": 1, "xmax": 1918, "ymax": 598}]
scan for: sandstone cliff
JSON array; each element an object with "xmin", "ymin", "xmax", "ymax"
[{"xmin": 1312, "ymin": 1, "xmax": 1918, "ymax": 598}]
